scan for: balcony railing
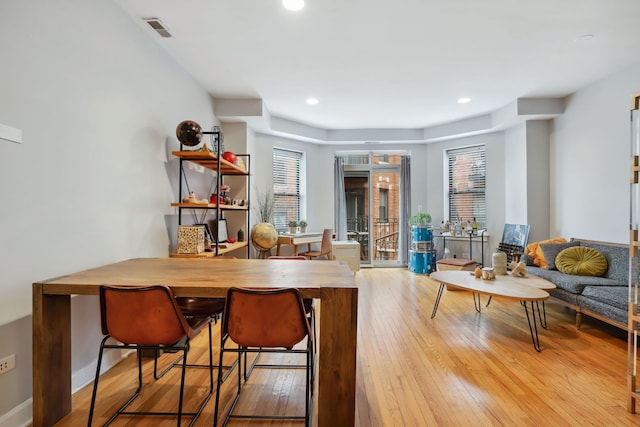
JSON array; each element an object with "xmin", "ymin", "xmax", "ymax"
[{"xmin": 347, "ymin": 216, "xmax": 400, "ymax": 261}]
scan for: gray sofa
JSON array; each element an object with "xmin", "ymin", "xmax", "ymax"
[{"xmin": 522, "ymin": 239, "xmax": 629, "ymax": 330}]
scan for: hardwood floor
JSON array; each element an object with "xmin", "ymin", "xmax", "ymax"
[{"xmin": 55, "ymin": 268, "xmax": 639, "ymax": 426}]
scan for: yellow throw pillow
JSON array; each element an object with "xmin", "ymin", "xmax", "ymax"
[
  {"xmin": 525, "ymin": 237, "xmax": 567, "ymax": 269},
  {"xmin": 556, "ymin": 246, "xmax": 608, "ymax": 276}
]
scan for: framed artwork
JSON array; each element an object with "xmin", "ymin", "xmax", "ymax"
[
  {"xmin": 209, "ymin": 218, "xmax": 229, "ymax": 243},
  {"xmin": 501, "ymin": 224, "xmax": 530, "ymax": 248}
]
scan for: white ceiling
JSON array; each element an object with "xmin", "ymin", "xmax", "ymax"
[{"xmin": 112, "ymin": 0, "xmax": 640, "ymax": 141}]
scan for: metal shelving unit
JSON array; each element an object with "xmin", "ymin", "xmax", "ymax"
[{"xmin": 170, "ymin": 130, "xmax": 250, "ymax": 258}]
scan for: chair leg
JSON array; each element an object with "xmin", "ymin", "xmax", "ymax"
[
  {"xmin": 88, "ymin": 337, "xmax": 108, "ymax": 425},
  {"xmin": 214, "ymin": 346, "xmax": 249, "ymax": 427},
  {"xmin": 305, "ymin": 339, "xmax": 313, "ymax": 426},
  {"xmin": 100, "ymin": 348, "xmax": 145, "ymax": 426},
  {"xmin": 154, "ymin": 321, "xmax": 238, "ymax": 383},
  {"xmin": 217, "ymin": 347, "xmax": 311, "ymax": 425},
  {"xmin": 92, "ymin": 336, "xmax": 213, "ymax": 427}
]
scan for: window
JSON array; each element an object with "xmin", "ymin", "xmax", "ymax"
[
  {"xmin": 273, "ymin": 148, "xmax": 304, "ymax": 231},
  {"xmin": 446, "ymin": 145, "xmax": 486, "ymax": 228},
  {"xmin": 378, "ymin": 188, "xmax": 388, "ymax": 222}
]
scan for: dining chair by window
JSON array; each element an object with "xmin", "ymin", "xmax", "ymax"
[
  {"xmin": 213, "ymin": 287, "xmax": 313, "ymax": 427},
  {"xmin": 88, "ymin": 284, "xmax": 213, "ymax": 427},
  {"xmin": 299, "ymin": 228, "xmax": 333, "ymax": 260}
]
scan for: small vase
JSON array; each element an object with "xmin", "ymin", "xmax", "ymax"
[
  {"xmin": 300, "ymin": 226, "xmax": 307, "ymax": 233},
  {"xmin": 222, "ymin": 192, "xmax": 232, "ymax": 205},
  {"xmin": 492, "ymin": 251, "xmax": 508, "ymax": 275}
]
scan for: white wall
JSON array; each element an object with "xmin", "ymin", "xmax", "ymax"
[
  {"xmin": 550, "ymin": 61, "xmax": 640, "ymax": 243},
  {"xmin": 0, "ymin": 0, "xmax": 217, "ymax": 420},
  {"xmin": 525, "ymin": 120, "xmax": 551, "ymax": 243},
  {"xmin": 504, "ymin": 124, "xmax": 528, "ymax": 223}
]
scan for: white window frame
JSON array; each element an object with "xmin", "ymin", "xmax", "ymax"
[
  {"xmin": 444, "ymin": 144, "xmax": 486, "ymax": 229},
  {"xmin": 272, "ymin": 147, "xmax": 306, "ymax": 232}
]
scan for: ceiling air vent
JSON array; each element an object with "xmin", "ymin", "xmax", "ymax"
[{"xmin": 143, "ymin": 18, "xmax": 172, "ymax": 38}]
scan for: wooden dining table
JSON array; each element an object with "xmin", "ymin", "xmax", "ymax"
[{"xmin": 32, "ymin": 257, "xmax": 358, "ymax": 427}]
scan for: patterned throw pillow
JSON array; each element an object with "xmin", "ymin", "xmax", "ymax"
[
  {"xmin": 525, "ymin": 237, "xmax": 567, "ymax": 269},
  {"xmin": 539, "ymin": 240, "xmax": 580, "ymax": 270},
  {"xmin": 556, "ymin": 246, "xmax": 608, "ymax": 276}
]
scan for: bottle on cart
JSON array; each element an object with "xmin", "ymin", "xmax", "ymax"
[{"xmin": 472, "ymin": 217, "xmax": 478, "ymax": 236}]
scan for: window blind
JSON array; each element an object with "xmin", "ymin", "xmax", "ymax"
[
  {"xmin": 447, "ymin": 145, "xmax": 486, "ymax": 229},
  {"xmin": 273, "ymin": 148, "xmax": 303, "ymax": 231}
]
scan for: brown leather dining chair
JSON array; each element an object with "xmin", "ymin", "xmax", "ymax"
[
  {"xmin": 154, "ymin": 256, "xmax": 238, "ymax": 382},
  {"xmin": 88, "ymin": 284, "xmax": 213, "ymax": 427},
  {"xmin": 299, "ymin": 228, "xmax": 333, "ymax": 260},
  {"xmin": 213, "ymin": 287, "xmax": 314, "ymax": 427},
  {"xmin": 263, "ymin": 256, "xmax": 316, "ymax": 376}
]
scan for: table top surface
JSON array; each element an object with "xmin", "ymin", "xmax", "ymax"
[
  {"xmin": 35, "ymin": 257, "xmax": 356, "ymax": 298},
  {"xmin": 279, "ymin": 232, "xmax": 323, "ymax": 237},
  {"xmin": 429, "ymin": 270, "xmax": 552, "ymax": 301}
]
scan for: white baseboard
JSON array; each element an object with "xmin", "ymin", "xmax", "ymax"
[
  {"xmin": 0, "ymin": 398, "xmax": 32, "ymax": 427},
  {"xmin": 0, "ymin": 349, "xmax": 132, "ymax": 427}
]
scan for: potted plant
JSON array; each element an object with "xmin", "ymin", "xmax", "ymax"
[
  {"xmin": 253, "ymin": 186, "xmax": 275, "ymax": 224},
  {"xmin": 299, "ymin": 220, "xmax": 308, "ymax": 233},
  {"xmin": 408, "ymin": 211, "xmax": 432, "ymax": 227},
  {"xmin": 288, "ymin": 220, "xmax": 299, "ymax": 234}
]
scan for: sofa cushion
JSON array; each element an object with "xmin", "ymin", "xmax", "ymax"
[
  {"xmin": 580, "ymin": 285, "xmax": 627, "ymax": 311},
  {"xmin": 556, "ymin": 246, "xmax": 608, "ymax": 277},
  {"xmin": 521, "ymin": 253, "xmax": 535, "ymax": 266},
  {"xmin": 579, "ymin": 241, "xmax": 628, "ymax": 282},
  {"xmin": 540, "ymin": 240, "xmax": 580, "ymax": 270},
  {"xmin": 527, "ymin": 266, "xmax": 625, "ymax": 294},
  {"xmin": 577, "ymin": 294, "xmax": 628, "ymax": 326},
  {"xmin": 525, "ymin": 237, "xmax": 567, "ymax": 268}
]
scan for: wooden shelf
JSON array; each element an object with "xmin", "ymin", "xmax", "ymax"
[
  {"xmin": 172, "ymin": 150, "xmax": 249, "ymax": 175},
  {"xmin": 170, "ymin": 202, "xmax": 248, "ymax": 210},
  {"xmin": 172, "ymin": 145, "xmax": 251, "ymax": 259},
  {"xmin": 169, "ymin": 241, "xmax": 249, "ymax": 258}
]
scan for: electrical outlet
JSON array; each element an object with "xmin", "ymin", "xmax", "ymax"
[{"xmin": 0, "ymin": 354, "xmax": 16, "ymax": 374}]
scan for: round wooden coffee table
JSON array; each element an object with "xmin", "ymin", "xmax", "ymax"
[{"xmin": 429, "ymin": 270, "xmax": 555, "ymax": 351}]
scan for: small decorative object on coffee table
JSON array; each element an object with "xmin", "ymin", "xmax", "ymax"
[{"xmin": 492, "ymin": 250, "xmax": 508, "ymax": 275}]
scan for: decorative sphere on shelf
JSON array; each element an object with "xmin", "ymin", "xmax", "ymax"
[
  {"xmin": 222, "ymin": 151, "xmax": 237, "ymax": 165},
  {"xmin": 250, "ymin": 222, "xmax": 278, "ymax": 251},
  {"xmin": 176, "ymin": 120, "xmax": 203, "ymax": 147}
]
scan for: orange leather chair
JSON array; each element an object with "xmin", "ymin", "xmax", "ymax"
[
  {"xmin": 88, "ymin": 284, "xmax": 213, "ymax": 426},
  {"xmin": 155, "ymin": 257, "xmax": 237, "ymax": 382},
  {"xmin": 264, "ymin": 256, "xmax": 316, "ymax": 375},
  {"xmin": 213, "ymin": 287, "xmax": 313, "ymax": 427}
]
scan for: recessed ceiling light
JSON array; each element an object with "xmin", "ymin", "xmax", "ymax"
[
  {"xmin": 283, "ymin": 0, "xmax": 305, "ymax": 11},
  {"xmin": 306, "ymin": 97, "xmax": 319, "ymax": 105},
  {"xmin": 575, "ymin": 34, "xmax": 595, "ymax": 42},
  {"xmin": 458, "ymin": 97, "xmax": 471, "ymax": 104}
]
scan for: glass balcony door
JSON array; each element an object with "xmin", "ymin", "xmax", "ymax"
[{"xmin": 344, "ymin": 153, "xmax": 402, "ymax": 267}]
